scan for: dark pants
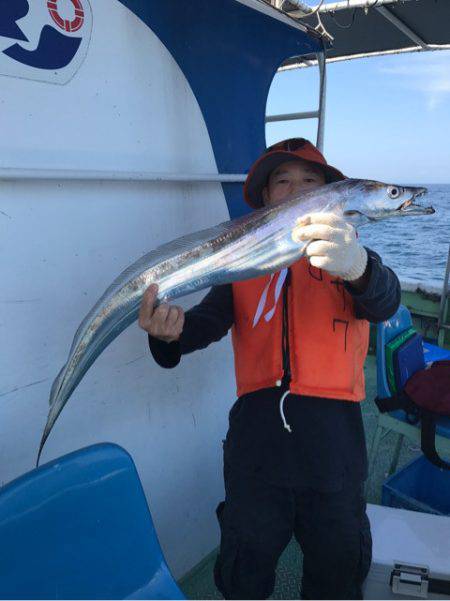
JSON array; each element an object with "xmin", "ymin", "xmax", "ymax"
[{"xmin": 214, "ymin": 466, "xmax": 372, "ymax": 600}]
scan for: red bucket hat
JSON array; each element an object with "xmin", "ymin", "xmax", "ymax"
[{"xmin": 244, "ymin": 138, "xmax": 346, "ymax": 209}]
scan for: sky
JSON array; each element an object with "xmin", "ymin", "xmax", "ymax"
[{"xmin": 266, "ymin": 42, "xmax": 450, "ymax": 185}]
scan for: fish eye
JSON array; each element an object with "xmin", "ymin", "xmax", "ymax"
[{"xmin": 388, "ymin": 186, "xmax": 400, "ymax": 199}]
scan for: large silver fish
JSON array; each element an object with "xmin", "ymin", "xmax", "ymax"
[{"xmin": 37, "ymin": 179, "xmax": 434, "ymax": 464}]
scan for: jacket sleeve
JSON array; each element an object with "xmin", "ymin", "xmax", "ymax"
[
  {"xmin": 345, "ymin": 248, "xmax": 401, "ymax": 323},
  {"xmin": 147, "ymin": 284, "xmax": 234, "ymax": 368}
]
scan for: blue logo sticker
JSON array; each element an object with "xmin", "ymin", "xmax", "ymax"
[
  {"xmin": 0, "ymin": 0, "xmax": 30, "ymax": 42},
  {"xmin": 0, "ymin": 0, "xmax": 92, "ymax": 84}
]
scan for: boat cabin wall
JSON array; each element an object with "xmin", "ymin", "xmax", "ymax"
[
  {"xmin": 0, "ymin": 0, "xmax": 321, "ymax": 579},
  {"xmin": 0, "ymin": 0, "xmax": 237, "ymax": 579}
]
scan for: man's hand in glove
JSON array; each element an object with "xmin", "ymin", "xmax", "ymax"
[{"xmin": 292, "ymin": 213, "xmax": 369, "ymax": 285}]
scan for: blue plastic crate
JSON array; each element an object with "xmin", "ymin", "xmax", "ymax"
[
  {"xmin": 423, "ymin": 341, "xmax": 450, "ymax": 365},
  {"xmin": 382, "ymin": 455, "xmax": 450, "ymax": 516}
]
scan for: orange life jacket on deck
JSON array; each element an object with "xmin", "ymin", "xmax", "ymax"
[{"xmin": 231, "ymin": 258, "xmax": 370, "ymax": 401}]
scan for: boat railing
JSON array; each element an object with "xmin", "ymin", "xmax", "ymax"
[
  {"xmin": 438, "ymin": 244, "xmax": 450, "ymax": 347},
  {"xmin": 266, "ymin": 50, "xmax": 327, "ymax": 151}
]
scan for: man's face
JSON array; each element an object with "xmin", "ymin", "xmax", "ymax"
[{"xmin": 262, "ymin": 159, "xmax": 326, "ymax": 207}]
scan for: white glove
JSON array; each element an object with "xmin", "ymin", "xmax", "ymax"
[{"xmin": 292, "ymin": 212, "xmax": 368, "ymax": 281}]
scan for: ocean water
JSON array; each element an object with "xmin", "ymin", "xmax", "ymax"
[{"xmin": 357, "ymin": 184, "xmax": 450, "ymax": 289}]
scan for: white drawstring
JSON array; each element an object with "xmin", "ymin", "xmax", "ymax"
[
  {"xmin": 254, "ymin": 271, "xmax": 292, "ymax": 432},
  {"xmin": 279, "ymin": 389, "xmax": 292, "ymax": 433}
]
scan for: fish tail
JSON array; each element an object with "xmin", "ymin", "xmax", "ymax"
[
  {"xmin": 49, "ymin": 363, "xmax": 68, "ymax": 406},
  {"xmin": 36, "ymin": 400, "xmax": 62, "ymax": 467},
  {"xmin": 36, "ymin": 435, "xmax": 46, "ymax": 467},
  {"xmin": 36, "ymin": 417, "xmax": 51, "ymax": 466},
  {"xmin": 36, "ymin": 363, "xmax": 68, "ymax": 466}
]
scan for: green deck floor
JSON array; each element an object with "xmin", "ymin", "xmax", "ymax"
[{"xmin": 179, "ymin": 355, "xmax": 424, "ymax": 600}]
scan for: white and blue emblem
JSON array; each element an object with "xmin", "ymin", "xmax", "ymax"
[{"xmin": 0, "ymin": 0, "xmax": 92, "ymax": 84}]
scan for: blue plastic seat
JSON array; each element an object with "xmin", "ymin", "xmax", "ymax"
[
  {"xmin": 0, "ymin": 443, "xmax": 185, "ymax": 600},
  {"xmin": 368, "ymin": 305, "xmax": 450, "ymax": 491}
]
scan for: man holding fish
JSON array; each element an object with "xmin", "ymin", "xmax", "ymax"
[{"xmin": 139, "ymin": 139, "xmax": 402, "ymax": 600}]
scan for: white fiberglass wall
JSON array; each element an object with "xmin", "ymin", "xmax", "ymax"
[{"xmin": 0, "ymin": 0, "xmax": 235, "ymax": 578}]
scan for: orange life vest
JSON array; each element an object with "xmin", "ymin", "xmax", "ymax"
[{"xmin": 231, "ymin": 258, "xmax": 370, "ymax": 401}]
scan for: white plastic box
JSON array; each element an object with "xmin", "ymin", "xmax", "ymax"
[{"xmin": 364, "ymin": 504, "xmax": 450, "ymax": 599}]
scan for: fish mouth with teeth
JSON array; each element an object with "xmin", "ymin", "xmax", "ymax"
[{"xmin": 397, "ymin": 188, "xmax": 435, "ymax": 214}]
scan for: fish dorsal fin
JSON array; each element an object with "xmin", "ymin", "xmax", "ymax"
[
  {"xmin": 66, "ymin": 213, "xmax": 258, "ymax": 357},
  {"xmin": 97, "ymin": 213, "xmax": 256, "ymax": 299}
]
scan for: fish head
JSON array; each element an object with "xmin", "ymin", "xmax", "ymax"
[{"xmin": 341, "ymin": 180, "xmax": 435, "ymax": 226}]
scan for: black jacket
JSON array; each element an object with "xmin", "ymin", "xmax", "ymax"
[{"xmin": 148, "ymin": 249, "xmax": 401, "ymax": 490}]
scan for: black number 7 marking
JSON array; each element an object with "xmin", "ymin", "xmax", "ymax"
[{"xmin": 333, "ymin": 319, "xmax": 349, "ymax": 352}]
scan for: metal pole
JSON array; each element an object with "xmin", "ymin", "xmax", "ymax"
[
  {"xmin": 376, "ymin": 6, "xmax": 429, "ymax": 50},
  {"xmin": 0, "ymin": 168, "xmax": 247, "ymax": 183},
  {"xmin": 316, "ymin": 50, "xmax": 327, "ymax": 152},
  {"xmin": 266, "ymin": 110, "xmax": 319, "ymax": 122},
  {"xmin": 279, "ymin": 44, "xmax": 450, "ymax": 71},
  {"xmin": 278, "ymin": 0, "xmax": 314, "ymax": 16},
  {"xmin": 304, "ymin": 0, "xmax": 416, "ymax": 13},
  {"xmin": 437, "ymin": 244, "xmax": 450, "ymax": 345}
]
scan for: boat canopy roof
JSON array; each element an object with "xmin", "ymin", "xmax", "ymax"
[
  {"xmin": 236, "ymin": 0, "xmax": 317, "ymax": 35},
  {"xmin": 271, "ymin": 0, "xmax": 450, "ymax": 68}
]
